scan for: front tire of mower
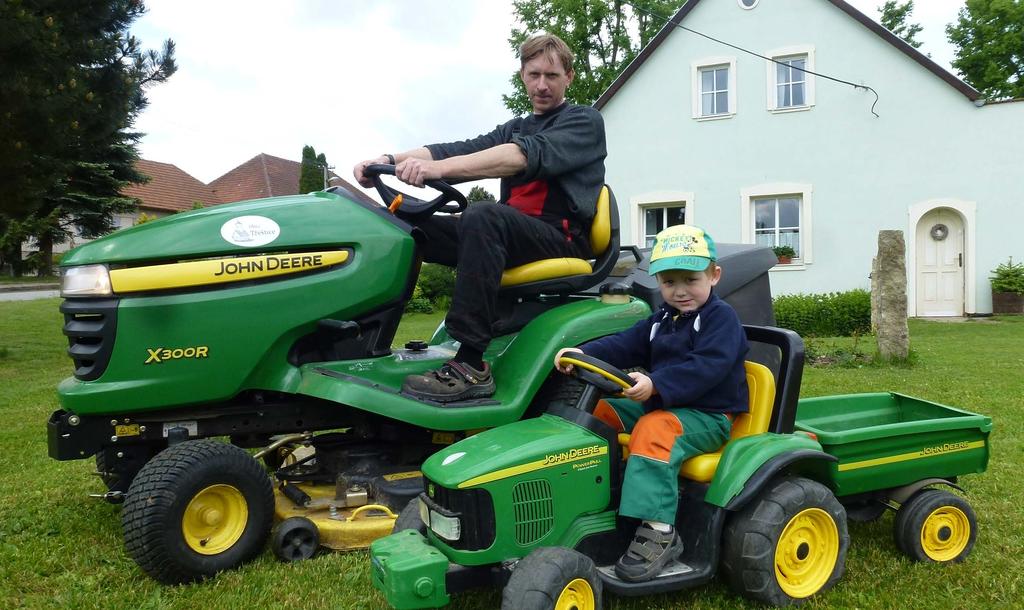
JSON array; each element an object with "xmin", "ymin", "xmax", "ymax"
[
  {"xmin": 392, "ymin": 498, "xmax": 426, "ymax": 535},
  {"xmin": 501, "ymin": 547, "xmax": 602, "ymax": 610},
  {"xmin": 122, "ymin": 439, "xmax": 274, "ymax": 584},
  {"xmin": 722, "ymin": 476, "xmax": 849, "ymax": 606},
  {"xmin": 893, "ymin": 489, "xmax": 977, "ymax": 563}
]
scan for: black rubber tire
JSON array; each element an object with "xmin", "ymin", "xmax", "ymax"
[
  {"xmin": 501, "ymin": 547, "xmax": 602, "ymax": 610},
  {"xmin": 392, "ymin": 499, "xmax": 426, "ymax": 535},
  {"xmin": 272, "ymin": 517, "xmax": 319, "ymax": 562},
  {"xmin": 893, "ymin": 489, "xmax": 977, "ymax": 563},
  {"xmin": 722, "ymin": 476, "xmax": 849, "ymax": 606},
  {"xmin": 527, "ymin": 373, "xmax": 586, "ymax": 417},
  {"xmin": 95, "ymin": 443, "xmax": 165, "ymax": 496},
  {"xmin": 121, "ymin": 439, "xmax": 274, "ymax": 584}
]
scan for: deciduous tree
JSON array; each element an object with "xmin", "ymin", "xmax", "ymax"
[
  {"xmin": 878, "ymin": 1, "xmax": 923, "ymax": 49},
  {"xmin": 947, "ymin": 0, "xmax": 1024, "ymax": 100}
]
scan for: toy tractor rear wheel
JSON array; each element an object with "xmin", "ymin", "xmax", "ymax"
[
  {"xmin": 501, "ymin": 547, "xmax": 602, "ymax": 610},
  {"xmin": 722, "ymin": 476, "xmax": 849, "ymax": 606},
  {"xmin": 893, "ymin": 488, "xmax": 977, "ymax": 563},
  {"xmin": 121, "ymin": 439, "xmax": 274, "ymax": 584}
]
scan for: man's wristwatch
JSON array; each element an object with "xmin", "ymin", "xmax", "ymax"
[{"xmin": 384, "ymin": 153, "xmax": 395, "ymax": 165}]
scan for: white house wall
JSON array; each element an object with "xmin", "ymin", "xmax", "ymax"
[{"xmin": 599, "ymin": 0, "xmax": 1024, "ymax": 314}]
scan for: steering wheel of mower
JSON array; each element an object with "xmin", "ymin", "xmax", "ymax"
[
  {"xmin": 557, "ymin": 353, "xmax": 635, "ymax": 396},
  {"xmin": 365, "ymin": 163, "xmax": 468, "ymax": 219}
]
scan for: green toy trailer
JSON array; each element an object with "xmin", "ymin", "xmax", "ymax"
[{"xmin": 370, "ymin": 327, "xmax": 992, "ymax": 609}]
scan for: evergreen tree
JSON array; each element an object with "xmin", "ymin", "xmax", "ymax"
[
  {"xmin": 0, "ymin": 0, "xmax": 175, "ymax": 275},
  {"xmin": 504, "ymin": 0, "xmax": 680, "ymax": 114},
  {"xmin": 299, "ymin": 145, "xmax": 322, "ymax": 192},
  {"xmin": 878, "ymin": 1, "xmax": 923, "ymax": 49},
  {"xmin": 947, "ymin": 0, "xmax": 1024, "ymax": 100}
]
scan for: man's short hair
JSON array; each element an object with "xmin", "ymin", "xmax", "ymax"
[{"xmin": 519, "ymin": 33, "xmax": 575, "ymax": 74}]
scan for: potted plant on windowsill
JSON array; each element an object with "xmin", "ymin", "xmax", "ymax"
[
  {"xmin": 772, "ymin": 245, "xmax": 796, "ymax": 265},
  {"xmin": 990, "ymin": 257, "xmax": 1024, "ymax": 314}
]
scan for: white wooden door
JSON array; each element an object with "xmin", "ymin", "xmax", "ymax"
[{"xmin": 916, "ymin": 209, "xmax": 964, "ymax": 316}]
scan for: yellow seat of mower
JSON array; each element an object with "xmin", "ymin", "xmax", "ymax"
[
  {"xmin": 499, "ymin": 185, "xmax": 611, "ymax": 287},
  {"xmin": 274, "ymin": 482, "xmax": 398, "ymax": 550},
  {"xmin": 617, "ymin": 361, "xmax": 776, "ymax": 483}
]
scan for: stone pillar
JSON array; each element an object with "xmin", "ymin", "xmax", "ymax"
[
  {"xmin": 870, "ymin": 256, "xmax": 879, "ymax": 333},
  {"xmin": 875, "ymin": 230, "xmax": 909, "ymax": 360}
]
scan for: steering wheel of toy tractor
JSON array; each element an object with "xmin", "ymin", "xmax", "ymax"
[
  {"xmin": 558, "ymin": 353, "xmax": 635, "ymax": 395},
  {"xmin": 365, "ymin": 164, "xmax": 468, "ymax": 219}
]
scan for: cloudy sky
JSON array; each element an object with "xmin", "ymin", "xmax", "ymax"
[{"xmin": 131, "ymin": 0, "xmax": 968, "ymax": 194}]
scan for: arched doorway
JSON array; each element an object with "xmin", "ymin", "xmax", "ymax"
[{"xmin": 915, "ymin": 208, "xmax": 965, "ymax": 317}]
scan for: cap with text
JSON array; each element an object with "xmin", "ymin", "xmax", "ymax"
[{"xmin": 649, "ymin": 225, "xmax": 717, "ymax": 275}]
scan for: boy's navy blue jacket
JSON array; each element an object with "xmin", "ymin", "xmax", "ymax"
[{"xmin": 580, "ymin": 292, "xmax": 749, "ymax": 414}]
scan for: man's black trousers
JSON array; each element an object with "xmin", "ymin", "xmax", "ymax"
[{"xmin": 415, "ymin": 202, "xmax": 589, "ymax": 353}]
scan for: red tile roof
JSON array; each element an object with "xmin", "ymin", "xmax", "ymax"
[
  {"xmin": 123, "ymin": 154, "xmax": 377, "ymax": 213},
  {"xmin": 122, "ymin": 159, "xmax": 221, "ymax": 212}
]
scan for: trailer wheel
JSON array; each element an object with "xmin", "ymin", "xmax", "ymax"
[
  {"xmin": 392, "ymin": 499, "xmax": 426, "ymax": 535},
  {"xmin": 894, "ymin": 489, "xmax": 977, "ymax": 563},
  {"xmin": 122, "ymin": 439, "xmax": 274, "ymax": 584},
  {"xmin": 723, "ymin": 476, "xmax": 849, "ymax": 606},
  {"xmin": 272, "ymin": 517, "xmax": 319, "ymax": 562},
  {"xmin": 501, "ymin": 547, "xmax": 602, "ymax": 610}
]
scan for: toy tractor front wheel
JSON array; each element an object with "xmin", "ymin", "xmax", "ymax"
[
  {"xmin": 893, "ymin": 488, "xmax": 977, "ymax": 563},
  {"xmin": 501, "ymin": 547, "xmax": 602, "ymax": 610},
  {"xmin": 723, "ymin": 476, "xmax": 849, "ymax": 606},
  {"xmin": 122, "ymin": 439, "xmax": 274, "ymax": 584}
]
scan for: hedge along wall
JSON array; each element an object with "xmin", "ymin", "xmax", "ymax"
[{"xmin": 773, "ymin": 289, "xmax": 872, "ymax": 337}]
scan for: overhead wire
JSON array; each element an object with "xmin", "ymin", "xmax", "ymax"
[{"xmin": 627, "ymin": 2, "xmax": 880, "ymax": 117}]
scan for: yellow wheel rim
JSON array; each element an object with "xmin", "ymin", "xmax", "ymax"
[
  {"xmin": 554, "ymin": 577, "xmax": 595, "ymax": 610},
  {"xmin": 774, "ymin": 507, "xmax": 839, "ymax": 599},
  {"xmin": 920, "ymin": 505, "xmax": 971, "ymax": 562},
  {"xmin": 182, "ymin": 484, "xmax": 248, "ymax": 555}
]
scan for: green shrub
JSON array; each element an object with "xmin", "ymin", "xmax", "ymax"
[
  {"xmin": 417, "ymin": 263, "xmax": 456, "ymax": 304},
  {"xmin": 404, "ymin": 285, "xmax": 434, "ymax": 313},
  {"xmin": 773, "ymin": 289, "xmax": 871, "ymax": 337},
  {"xmin": 990, "ymin": 257, "xmax": 1024, "ymax": 294}
]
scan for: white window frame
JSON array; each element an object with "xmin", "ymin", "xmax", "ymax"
[
  {"xmin": 631, "ymin": 191, "xmax": 694, "ymax": 247},
  {"xmin": 765, "ymin": 45, "xmax": 815, "ymax": 112},
  {"xmin": 738, "ymin": 0, "xmax": 760, "ymax": 8},
  {"xmin": 740, "ymin": 183, "xmax": 813, "ymax": 269},
  {"xmin": 692, "ymin": 57, "xmax": 737, "ymax": 120}
]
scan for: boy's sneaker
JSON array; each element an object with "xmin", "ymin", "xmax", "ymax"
[
  {"xmin": 402, "ymin": 360, "xmax": 495, "ymax": 403},
  {"xmin": 614, "ymin": 523, "xmax": 684, "ymax": 582}
]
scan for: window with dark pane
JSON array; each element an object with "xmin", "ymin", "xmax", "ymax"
[
  {"xmin": 753, "ymin": 196, "xmax": 801, "ymax": 256},
  {"xmin": 700, "ymin": 65, "xmax": 729, "ymax": 116},
  {"xmin": 643, "ymin": 205, "xmax": 686, "ymax": 248},
  {"xmin": 776, "ymin": 56, "xmax": 807, "ymax": 108}
]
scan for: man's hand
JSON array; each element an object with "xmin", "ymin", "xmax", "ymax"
[
  {"xmin": 624, "ymin": 372, "xmax": 656, "ymax": 402},
  {"xmin": 396, "ymin": 158, "xmax": 443, "ymax": 187},
  {"xmin": 553, "ymin": 347, "xmax": 583, "ymax": 374},
  {"xmin": 353, "ymin": 155, "xmax": 390, "ymax": 188}
]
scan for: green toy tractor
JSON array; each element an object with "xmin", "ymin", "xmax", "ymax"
[{"xmin": 371, "ymin": 324, "xmax": 992, "ymax": 608}]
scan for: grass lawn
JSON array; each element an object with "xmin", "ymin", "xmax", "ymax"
[{"xmin": 1, "ymin": 299, "xmax": 1021, "ymax": 609}]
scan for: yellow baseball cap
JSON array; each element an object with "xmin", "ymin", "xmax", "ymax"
[{"xmin": 649, "ymin": 225, "xmax": 717, "ymax": 275}]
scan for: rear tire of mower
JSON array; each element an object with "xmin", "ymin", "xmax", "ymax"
[
  {"xmin": 501, "ymin": 547, "xmax": 602, "ymax": 610},
  {"xmin": 722, "ymin": 476, "xmax": 849, "ymax": 606},
  {"xmin": 893, "ymin": 489, "xmax": 977, "ymax": 563},
  {"xmin": 122, "ymin": 439, "xmax": 274, "ymax": 584}
]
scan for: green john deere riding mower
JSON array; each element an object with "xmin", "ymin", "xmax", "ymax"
[{"xmin": 47, "ymin": 166, "xmax": 780, "ymax": 584}]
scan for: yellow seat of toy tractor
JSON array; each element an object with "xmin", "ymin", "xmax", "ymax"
[
  {"xmin": 499, "ymin": 186, "xmax": 612, "ymax": 287},
  {"xmin": 617, "ymin": 361, "xmax": 776, "ymax": 483}
]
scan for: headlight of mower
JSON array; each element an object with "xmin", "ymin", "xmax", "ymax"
[{"xmin": 61, "ymin": 265, "xmax": 112, "ymax": 297}]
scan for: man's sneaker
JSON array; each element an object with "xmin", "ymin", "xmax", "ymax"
[
  {"xmin": 402, "ymin": 360, "xmax": 495, "ymax": 403},
  {"xmin": 614, "ymin": 523, "xmax": 684, "ymax": 582}
]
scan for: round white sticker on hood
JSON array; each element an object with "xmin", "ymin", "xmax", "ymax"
[{"xmin": 221, "ymin": 216, "xmax": 281, "ymax": 247}]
